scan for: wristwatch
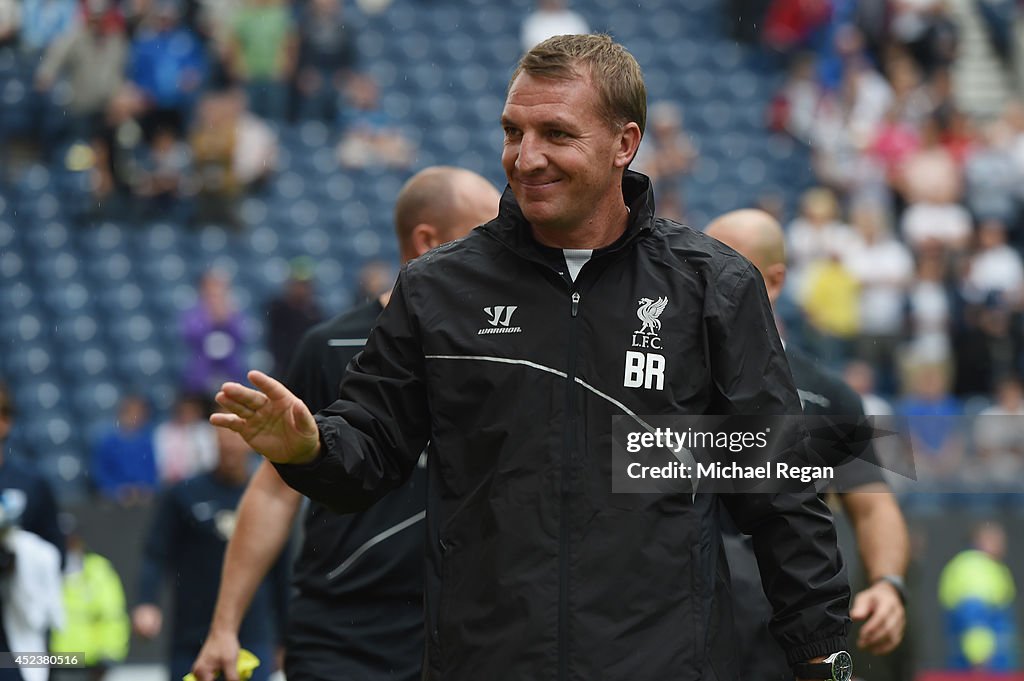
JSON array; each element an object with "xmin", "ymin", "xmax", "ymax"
[
  {"xmin": 875, "ymin": 574, "xmax": 908, "ymax": 604},
  {"xmin": 793, "ymin": 651, "xmax": 853, "ymax": 681}
]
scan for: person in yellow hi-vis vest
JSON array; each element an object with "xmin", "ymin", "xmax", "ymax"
[
  {"xmin": 938, "ymin": 522, "xmax": 1018, "ymax": 671},
  {"xmin": 50, "ymin": 530, "xmax": 129, "ymax": 681}
]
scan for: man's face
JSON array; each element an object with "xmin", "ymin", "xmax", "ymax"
[{"xmin": 501, "ymin": 70, "xmax": 629, "ymax": 233}]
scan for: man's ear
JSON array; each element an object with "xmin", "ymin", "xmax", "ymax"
[
  {"xmin": 614, "ymin": 122, "xmax": 643, "ymax": 169},
  {"xmin": 410, "ymin": 223, "xmax": 440, "ymax": 258},
  {"xmin": 763, "ymin": 262, "xmax": 787, "ymax": 302}
]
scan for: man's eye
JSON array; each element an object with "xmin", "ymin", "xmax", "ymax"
[
  {"xmin": 503, "ymin": 127, "xmax": 521, "ymax": 138},
  {"xmin": 548, "ymin": 130, "xmax": 568, "ymax": 139}
]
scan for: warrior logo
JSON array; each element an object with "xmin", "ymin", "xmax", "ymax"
[{"xmin": 478, "ymin": 305, "xmax": 521, "ymax": 335}]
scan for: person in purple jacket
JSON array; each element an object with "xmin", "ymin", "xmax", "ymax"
[{"xmin": 181, "ymin": 270, "xmax": 249, "ymax": 395}]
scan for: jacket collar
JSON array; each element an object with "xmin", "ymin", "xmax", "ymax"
[{"xmin": 482, "ymin": 170, "xmax": 656, "ymax": 258}]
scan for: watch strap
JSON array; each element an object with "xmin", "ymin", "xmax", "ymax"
[
  {"xmin": 875, "ymin": 574, "xmax": 908, "ymax": 604},
  {"xmin": 793, "ymin": 661, "xmax": 833, "ymax": 679}
]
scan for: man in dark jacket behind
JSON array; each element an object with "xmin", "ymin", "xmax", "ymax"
[
  {"xmin": 212, "ymin": 34, "xmax": 851, "ymax": 681},
  {"xmin": 190, "ymin": 166, "xmax": 501, "ymax": 681},
  {"xmin": 707, "ymin": 209, "xmax": 911, "ymax": 680}
]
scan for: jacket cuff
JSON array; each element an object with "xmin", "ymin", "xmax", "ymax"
[
  {"xmin": 785, "ymin": 636, "xmax": 849, "ymax": 667},
  {"xmin": 272, "ymin": 431, "xmax": 330, "ymax": 476}
]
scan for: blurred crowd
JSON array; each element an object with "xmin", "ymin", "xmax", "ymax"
[
  {"xmin": 0, "ymin": 0, "xmax": 416, "ymax": 224},
  {"xmin": 83, "ymin": 256, "xmax": 403, "ymax": 506},
  {"xmin": 725, "ymin": 0, "xmax": 1024, "ymax": 491}
]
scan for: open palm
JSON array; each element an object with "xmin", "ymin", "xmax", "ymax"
[{"xmin": 211, "ymin": 370, "xmax": 321, "ymax": 465}]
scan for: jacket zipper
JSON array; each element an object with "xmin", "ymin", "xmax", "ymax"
[{"xmin": 560, "ymin": 287, "xmax": 580, "ymax": 681}]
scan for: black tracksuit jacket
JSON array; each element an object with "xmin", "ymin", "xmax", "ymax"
[{"xmin": 277, "ymin": 171, "xmax": 850, "ymax": 681}]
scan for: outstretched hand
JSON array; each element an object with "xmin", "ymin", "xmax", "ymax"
[{"xmin": 211, "ymin": 370, "xmax": 321, "ymax": 465}]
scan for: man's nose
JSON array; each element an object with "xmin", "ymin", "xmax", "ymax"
[{"xmin": 516, "ymin": 132, "xmax": 546, "ymax": 173}]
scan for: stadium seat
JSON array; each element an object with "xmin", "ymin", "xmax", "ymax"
[
  {"xmin": 298, "ymin": 121, "xmax": 331, "ymax": 149},
  {"xmin": 15, "ymin": 378, "xmax": 65, "ymax": 414},
  {"xmin": 110, "ymin": 313, "xmax": 156, "ymax": 345},
  {"xmin": 0, "ymin": 250, "xmax": 25, "ymax": 283},
  {"xmin": 96, "ymin": 282, "xmax": 145, "ymax": 315},
  {"xmin": 397, "ymin": 31, "xmax": 431, "ymax": 63},
  {"xmin": 80, "ymin": 221, "xmax": 127, "ymax": 255},
  {"xmin": 72, "ymin": 380, "xmax": 122, "ymax": 430},
  {"xmin": 42, "ymin": 279, "xmax": 92, "ymax": 316},
  {"xmin": 356, "ymin": 28, "xmax": 385, "ymax": 60},
  {"xmin": 239, "ymin": 197, "xmax": 269, "ymax": 228},
  {"xmin": 273, "ymin": 171, "xmax": 307, "ymax": 201},
  {"xmin": 22, "ymin": 415, "xmax": 77, "ymax": 453},
  {"xmin": 52, "ymin": 311, "xmax": 101, "ymax": 346},
  {"xmin": 62, "ymin": 345, "xmax": 113, "ymax": 380},
  {"xmin": 36, "ymin": 252, "xmax": 81, "ymax": 283}
]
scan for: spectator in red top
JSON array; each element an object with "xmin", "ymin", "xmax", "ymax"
[{"xmin": 762, "ymin": 0, "xmax": 832, "ymax": 54}]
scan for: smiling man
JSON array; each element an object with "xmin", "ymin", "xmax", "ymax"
[{"xmin": 211, "ymin": 35, "xmax": 851, "ymax": 680}]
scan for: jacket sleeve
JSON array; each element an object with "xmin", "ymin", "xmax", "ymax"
[
  {"xmin": 706, "ymin": 259, "xmax": 851, "ymax": 665},
  {"xmin": 274, "ymin": 272, "xmax": 430, "ymax": 514}
]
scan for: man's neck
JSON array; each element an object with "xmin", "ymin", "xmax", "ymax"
[{"xmin": 531, "ymin": 203, "xmax": 630, "ymax": 250}]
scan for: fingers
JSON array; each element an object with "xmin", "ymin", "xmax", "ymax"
[
  {"xmin": 190, "ymin": 663, "xmax": 216, "ymax": 681},
  {"xmin": 210, "ymin": 412, "xmax": 246, "ymax": 431},
  {"xmin": 854, "ymin": 588, "xmax": 905, "ymax": 653},
  {"xmin": 192, "ymin": 657, "xmax": 235, "ymax": 681},
  {"xmin": 849, "ymin": 591, "xmax": 871, "ymax": 621},
  {"xmin": 212, "ymin": 372, "xmax": 298, "ymax": 415},
  {"xmin": 215, "ymin": 391, "xmax": 258, "ymax": 420},
  {"xmin": 859, "ymin": 610, "xmax": 904, "ymax": 654},
  {"xmin": 220, "ymin": 382, "xmax": 269, "ymax": 412},
  {"xmin": 248, "ymin": 370, "xmax": 295, "ymax": 401}
]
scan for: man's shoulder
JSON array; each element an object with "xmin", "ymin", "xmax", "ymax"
[
  {"xmin": 409, "ymin": 228, "xmax": 497, "ymax": 269},
  {"xmin": 648, "ymin": 218, "xmax": 756, "ymax": 279},
  {"xmin": 301, "ymin": 300, "xmax": 383, "ymax": 347},
  {"xmin": 786, "ymin": 346, "xmax": 862, "ymax": 414},
  {"xmin": 400, "ymin": 229, "xmax": 502, "ymax": 288}
]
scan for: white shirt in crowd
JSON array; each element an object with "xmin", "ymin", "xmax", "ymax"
[
  {"xmin": 153, "ymin": 420, "xmax": 218, "ymax": 484},
  {"xmin": 901, "ymin": 202, "xmax": 972, "ymax": 250},
  {"xmin": 906, "ymin": 280, "xmax": 951, "ymax": 363},
  {"xmin": 844, "ymin": 237, "xmax": 914, "ymax": 336},
  {"xmin": 785, "ymin": 218, "xmax": 859, "ymax": 292},
  {"xmin": 973, "ymin": 404, "xmax": 1024, "ymax": 480},
  {"xmin": 965, "ymin": 245, "xmax": 1024, "ymax": 301},
  {"xmin": 521, "ymin": 7, "xmax": 589, "ymax": 52}
]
